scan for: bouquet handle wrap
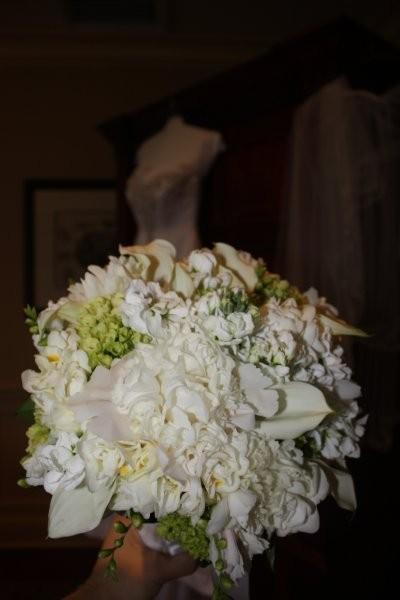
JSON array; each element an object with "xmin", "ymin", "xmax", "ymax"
[
  {"xmin": 139, "ymin": 523, "xmax": 215, "ymax": 599},
  {"xmin": 140, "ymin": 525, "xmax": 249, "ymax": 600},
  {"xmin": 139, "ymin": 522, "xmax": 183, "ymax": 556}
]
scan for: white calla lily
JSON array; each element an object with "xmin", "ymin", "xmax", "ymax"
[
  {"xmin": 48, "ymin": 482, "xmax": 116, "ymax": 538},
  {"xmin": 258, "ymin": 382, "xmax": 332, "ymax": 439},
  {"xmin": 320, "ymin": 314, "xmax": 368, "ymax": 337},
  {"xmin": 68, "ymin": 366, "xmax": 134, "ymax": 442},
  {"xmin": 214, "ymin": 243, "xmax": 258, "ymax": 291},
  {"xmin": 119, "ymin": 239, "xmax": 176, "ymax": 283},
  {"xmin": 57, "ymin": 301, "xmax": 82, "ymax": 327},
  {"xmin": 239, "ymin": 363, "xmax": 279, "ymax": 418},
  {"xmin": 217, "ymin": 265, "xmax": 246, "ymax": 289},
  {"xmin": 319, "ymin": 461, "xmax": 357, "ymax": 511},
  {"xmin": 37, "ymin": 297, "xmax": 69, "ymax": 333},
  {"xmin": 171, "ymin": 262, "xmax": 195, "ymax": 298},
  {"xmin": 207, "ymin": 489, "xmax": 257, "ymax": 535}
]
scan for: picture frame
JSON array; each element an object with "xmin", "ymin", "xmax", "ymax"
[{"xmin": 25, "ymin": 179, "xmax": 117, "ymax": 308}]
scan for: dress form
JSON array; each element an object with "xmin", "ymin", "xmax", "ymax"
[{"xmin": 126, "ymin": 116, "xmax": 224, "ymax": 258}]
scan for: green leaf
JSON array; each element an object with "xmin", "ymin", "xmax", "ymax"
[
  {"xmin": 17, "ymin": 397, "xmax": 35, "ymax": 422},
  {"xmin": 98, "ymin": 548, "xmax": 113, "ymax": 559},
  {"xmin": 113, "ymin": 520, "xmax": 129, "ymax": 534}
]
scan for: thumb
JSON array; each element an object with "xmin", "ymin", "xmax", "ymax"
[{"xmin": 160, "ymin": 552, "xmax": 198, "ymax": 582}]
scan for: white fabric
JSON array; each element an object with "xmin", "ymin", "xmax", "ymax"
[
  {"xmin": 126, "ymin": 116, "xmax": 225, "ymax": 258},
  {"xmin": 139, "ymin": 525, "xmax": 249, "ymax": 600},
  {"xmin": 279, "ymin": 78, "xmax": 400, "ymax": 450}
]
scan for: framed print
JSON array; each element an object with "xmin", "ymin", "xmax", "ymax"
[{"xmin": 25, "ymin": 179, "xmax": 117, "ymax": 308}]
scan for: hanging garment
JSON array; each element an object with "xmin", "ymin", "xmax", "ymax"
[{"xmin": 280, "ymin": 79, "xmax": 400, "ymax": 450}]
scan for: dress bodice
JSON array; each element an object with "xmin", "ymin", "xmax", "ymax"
[{"xmin": 126, "ymin": 116, "xmax": 224, "ymax": 257}]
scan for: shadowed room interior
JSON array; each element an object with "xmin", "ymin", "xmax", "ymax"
[{"xmin": 0, "ymin": 2, "xmax": 399, "ymax": 599}]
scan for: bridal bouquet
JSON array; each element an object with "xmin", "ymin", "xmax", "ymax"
[{"xmin": 20, "ymin": 240, "xmax": 366, "ymax": 596}]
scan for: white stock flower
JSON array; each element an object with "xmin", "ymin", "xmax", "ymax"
[
  {"xmin": 120, "ymin": 279, "xmax": 188, "ymax": 338},
  {"xmin": 22, "ymin": 329, "xmax": 89, "ymax": 432},
  {"xmin": 203, "ymin": 312, "xmax": 254, "ymax": 345},
  {"xmin": 24, "ymin": 432, "xmax": 85, "ymax": 494}
]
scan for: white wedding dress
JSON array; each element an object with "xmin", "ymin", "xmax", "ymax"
[{"xmin": 126, "ymin": 116, "xmax": 225, "ymax": 259}]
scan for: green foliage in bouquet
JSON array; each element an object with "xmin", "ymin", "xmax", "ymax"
[
  {"xmin": 24, "ymin": 305, "xmax": 47, "ymax": 346},
  {"xmin": 253, "ymin": 263, "xmax": 303, "ymax": 305},
  {"xmin": 25, "ymin": 419, "xmax": 50, "ymax": 454}
]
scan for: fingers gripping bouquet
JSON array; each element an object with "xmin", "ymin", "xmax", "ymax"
[{"xmin": 20, "ymin": 240, "xmax": 366, "ymax": 596}]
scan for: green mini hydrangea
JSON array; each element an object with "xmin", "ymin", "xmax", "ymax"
[
  {"xmin": 156, "ymin": 513, "xmax": 211, "ymax": 562},
  {"xmin": 76, "ymin": 294, "xmax": 150, "ymax": 370},
  {"xmin": 26, "ymin": 419, "xmax": 50, "ymax": 455},
  {"xmin": 252, "ymin": 264, "xmax": 304, "ymax": 305}
]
